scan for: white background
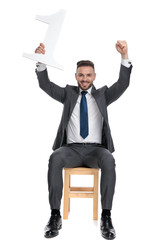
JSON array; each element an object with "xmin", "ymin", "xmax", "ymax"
[{"xmin": 0, "ymin": 0, "xmax": 160, "ymax": 239}]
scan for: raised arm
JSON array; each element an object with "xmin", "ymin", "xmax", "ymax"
[
  {"xmin": 105, "ymin": 40, "xmax": 132, "ymax": 106},
  {"xmin": 35, "ymin": 43, "xmax": 66, "ymax": 103}
]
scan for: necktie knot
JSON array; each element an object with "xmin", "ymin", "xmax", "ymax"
[{"xmin": 81, "ymin": 91, "xmax": 88, "ymax": 96}]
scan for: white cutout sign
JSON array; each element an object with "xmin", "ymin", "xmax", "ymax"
[{"xmin": 23, "ymin": 9, "xmax": 66, "ymax": 70}]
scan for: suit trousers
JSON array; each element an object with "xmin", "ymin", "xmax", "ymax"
[{"xmin": 48, "ymin": 143, "xmax": 116, "ymax": 210}]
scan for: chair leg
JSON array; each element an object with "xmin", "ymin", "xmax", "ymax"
[
  {"xmin": 93, "ymin": 171, "xmax": 99, "ymax": 220},
  {"xmin": 68, "ymin": 174, "xmax": 71, "ymax": 212},
  {"xmin": 68, "ymin": 198, "xmax": 70, "ymax": 212},
  {"xmin": 63, "ymin": 170, "xmax": 69, "ymax": 219}
]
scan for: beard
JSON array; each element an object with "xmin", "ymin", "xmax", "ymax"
[{"xmin": 78, "ymin": 81, "xmax": 93, "ymax": 90}]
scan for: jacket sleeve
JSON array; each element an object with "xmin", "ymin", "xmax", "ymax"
[
  {"xmin": 35, "ymin": 68, "xmax": 66, "ymax": 104},
  {"xmin": 105, "ymin": 64, "xmax": 132, "ymax": 106}
]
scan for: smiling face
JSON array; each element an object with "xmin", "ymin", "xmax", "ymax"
[{"xmin": 75, "ymin": 66, "xmax": 96, "ymax": 90}]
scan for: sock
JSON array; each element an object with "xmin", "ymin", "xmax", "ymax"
[
  {"xmin": 102, "ymin": 209, "xmax": 111, "ymax": 217},
  {"xmin": 51, "ymin": 209, "xmax": 60, "ymax": 216}
]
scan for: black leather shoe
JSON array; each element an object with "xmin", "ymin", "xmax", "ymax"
[
  {"xmin": 44, "ymin": 213, "xmax": 62, "ymax": 238},
  {"xmin": 100, "ymin": 215, "xmax": 116, "ymax": 239}
]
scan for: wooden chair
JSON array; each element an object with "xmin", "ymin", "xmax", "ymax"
[{"xmin": 63, "ymin": 167, "xmax": 99, "ymax": 220}]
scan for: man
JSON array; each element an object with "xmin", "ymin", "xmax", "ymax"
[{"xmin": 35, "ymin": 41, "xmax": 132, "ymax": 239}]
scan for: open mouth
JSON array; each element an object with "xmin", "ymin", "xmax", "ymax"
[{"xmin": 81, "ymin": 81, "xmax": 89, "ymax": 87}]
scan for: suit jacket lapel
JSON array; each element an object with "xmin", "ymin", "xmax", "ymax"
[
  {"xmin": 91, "ymin": 85, "xmax": 108, "ymax": 123},
  {"xmin": 91, "ymin": 85, "xmax": 96, "ymax": 94},
  {"xmin": 69, "ymin": 87, "xmax": 79, "ymax": 118},
  {"xmin": 91, "ymin": 85, "xmax": 104, "ymax": 113}
]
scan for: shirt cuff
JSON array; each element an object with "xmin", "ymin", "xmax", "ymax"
[
  {"xmin": 36, "ymin": 63, "xmax": 47, "ymax": 72},
  {"xmin": 121, "ymin": 59, "xmax": 132, "ymax": 68}
]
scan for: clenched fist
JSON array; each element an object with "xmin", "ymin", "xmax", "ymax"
[{"xmin": 115, "ymin": 40, "xmax": 128, "ymax": 59}]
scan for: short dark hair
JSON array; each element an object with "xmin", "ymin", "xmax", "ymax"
[{"xmin": 76, "ymin": 60, "xmax": 95, "ymax": 70}]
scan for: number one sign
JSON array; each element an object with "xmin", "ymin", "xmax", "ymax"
[{"xmin": 23, "ymin": 9, "xmax": 66, "ymax": 70}]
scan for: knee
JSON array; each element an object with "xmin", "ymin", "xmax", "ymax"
[
  {"xmin": 100, "ymin": 151, "xmax": 115, "ymax": 171},
  {"xmin": 48, "ymin": 150, "xmax": 64, "ymax": 170}
]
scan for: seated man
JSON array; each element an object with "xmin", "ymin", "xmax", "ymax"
[{"xmin": 35, "ymin": 41, "xmax": 132, "ymax": 239}]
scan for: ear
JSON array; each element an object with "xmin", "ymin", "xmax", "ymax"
[
  {"xmin": 75, "ymin": 73, "xmax": 77, "ymax": 80},
  {"xmin": 94, "ymin": 73, "xmax": 96, "ymax": 81}
]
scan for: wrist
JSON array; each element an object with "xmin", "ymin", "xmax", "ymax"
[{"xmin": 121, "ymin": 53, "xmax": 129, "ymax": 59}]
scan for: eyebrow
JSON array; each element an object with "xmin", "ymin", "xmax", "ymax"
[{"xmin": 78, "ymin": 73, "xmax": 93, "ymax": 75}]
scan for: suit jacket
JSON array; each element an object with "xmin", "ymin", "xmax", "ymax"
[{"xmin": 36, "ymin": 64, "xmax": 132, "ymax": 153}]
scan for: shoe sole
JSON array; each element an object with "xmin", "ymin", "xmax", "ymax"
[
  {"xmin": 44, "ymin": 231, "xmax": 59, "ymax": 238},
  {"xmin": 101, "ymin": 232, "xmax": 116, "ymax": 240},
  {"xmin": 44, "ymin": 224, "xmax": 62, "ymax": 238}
]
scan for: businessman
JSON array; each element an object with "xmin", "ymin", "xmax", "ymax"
[{"xmin": 35, "ymin": 41, "xmax": 132, "ymax": 239}]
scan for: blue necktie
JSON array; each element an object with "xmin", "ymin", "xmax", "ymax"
[{"xmin": 80, "ymin": 91, "xmax": 88, "ymax": 138}]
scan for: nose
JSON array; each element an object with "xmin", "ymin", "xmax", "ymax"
[{"xmin": 83, "ymin": 75, "xmax": 87, "ymax": 81}]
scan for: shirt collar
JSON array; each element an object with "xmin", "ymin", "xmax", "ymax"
[{"xmin": 79, "ymin": 86, "xmax": 92, "ymax": 95}]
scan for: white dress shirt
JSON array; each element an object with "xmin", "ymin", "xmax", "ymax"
[
  {"xmin": 36, "ymin": 59, "xmax": 132, "ymax": 144},
  {"xmin": 66, "ymin": 87, "xmax": 103, "ymax": 144}
]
